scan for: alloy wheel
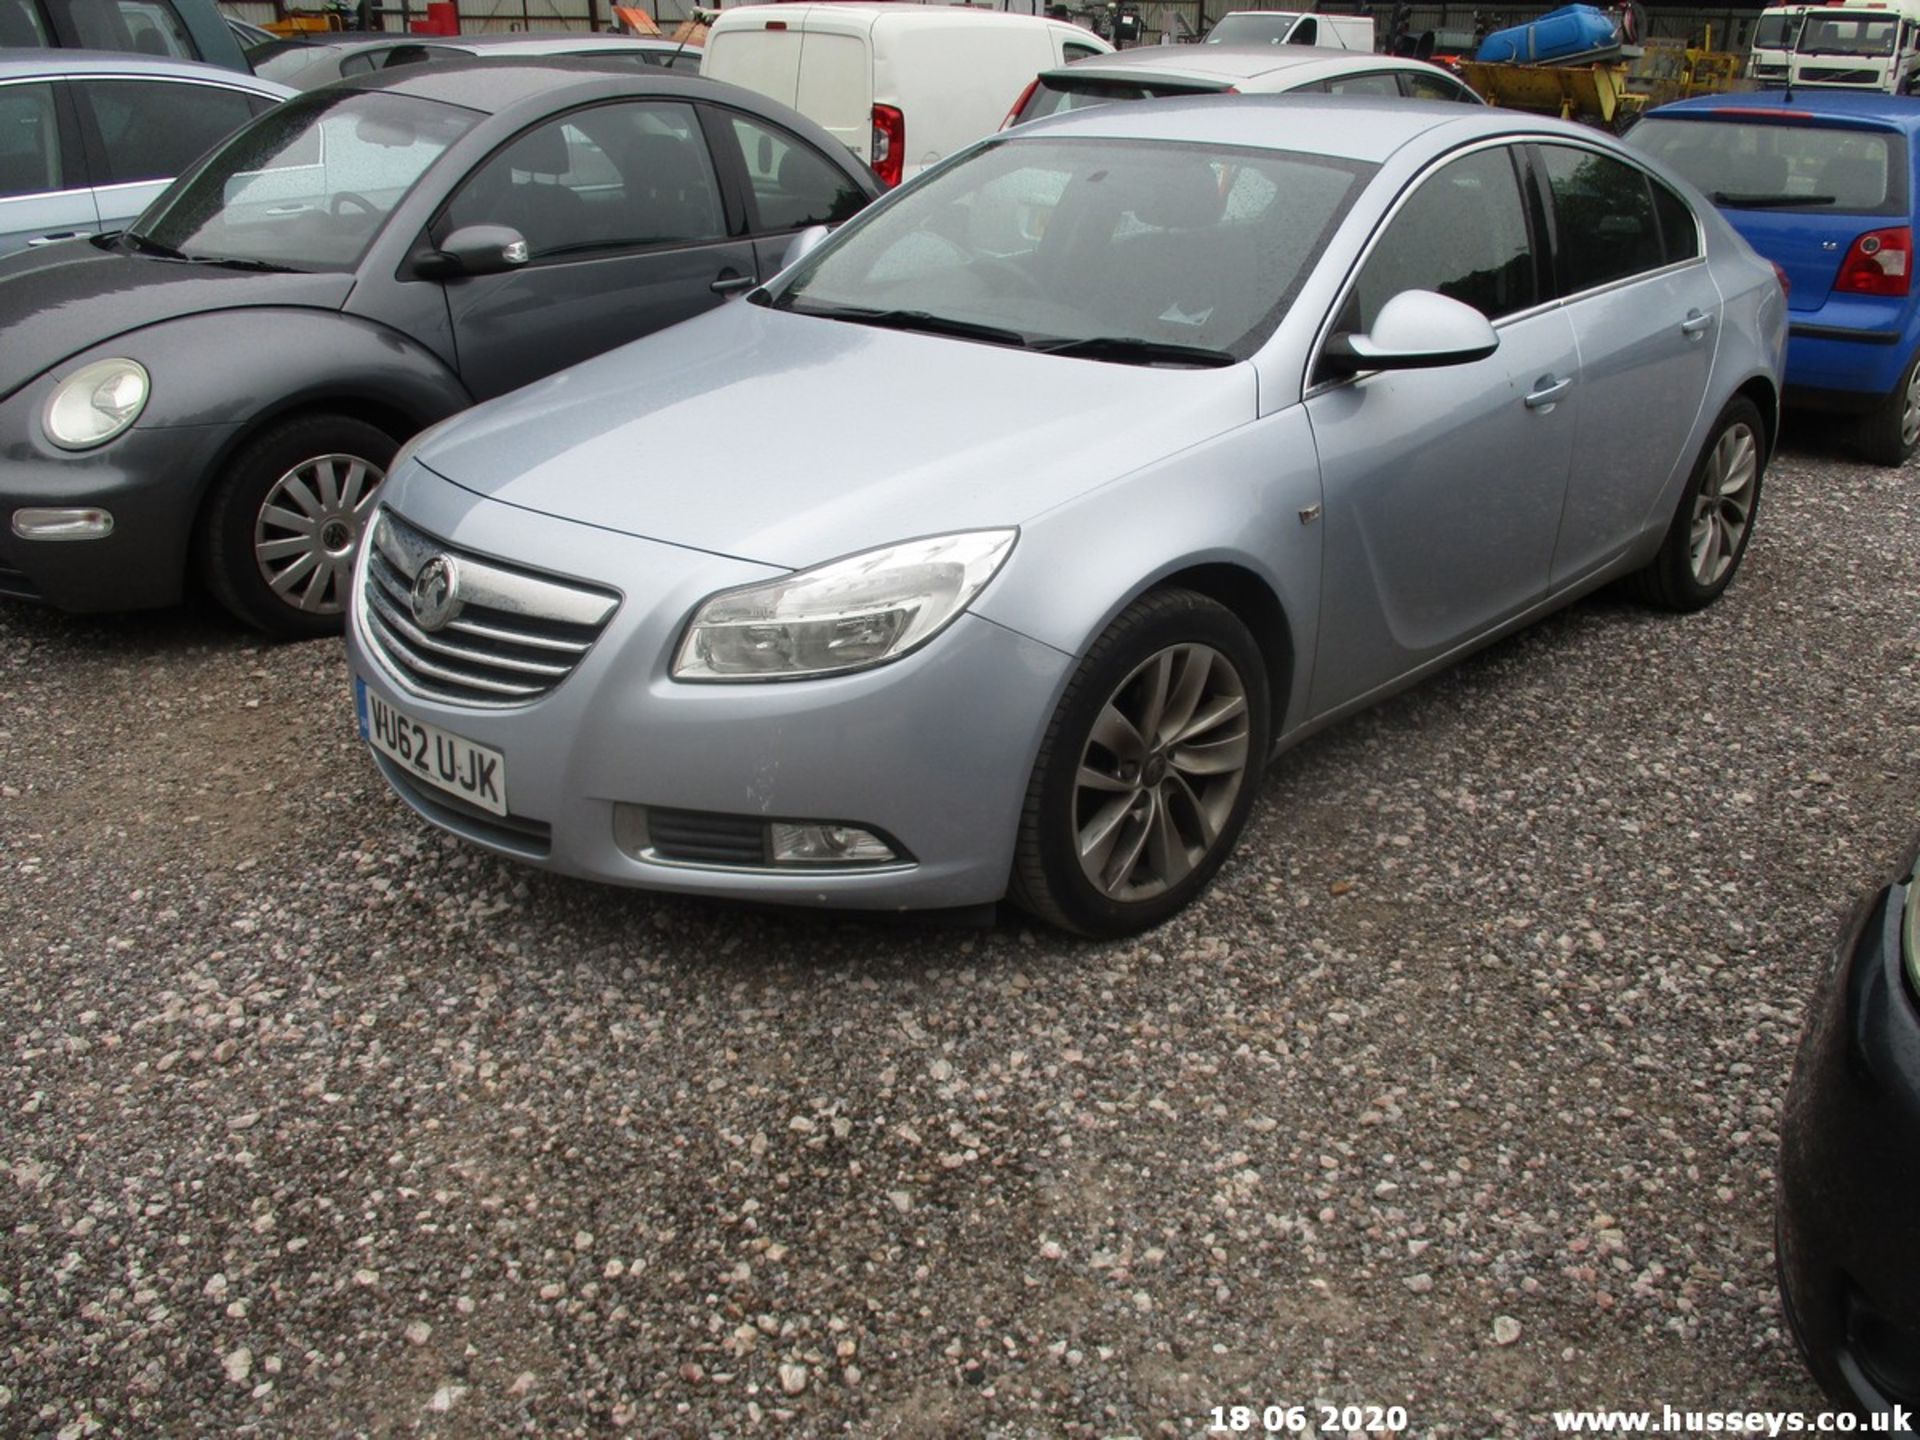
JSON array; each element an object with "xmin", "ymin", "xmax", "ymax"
[
  {"xmin": 252, "ymin": 453, "xmax": 385, "ymax": 615},
  {"xmin": 1903, "ymin": 359, "xmax": 1920, "ymax": 451},
  {"xmin": 1072, "ymin": 642, "xmax": 1252, "ymax": 901},
  {"xmin": 1688, "ymin": 421, "xmax": 1758, "ymax": 589}
]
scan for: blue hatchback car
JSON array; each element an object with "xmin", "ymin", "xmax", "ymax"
[{"xmin": 1629, "ymin": 92, "xmax": 1920, "ymax": 465}]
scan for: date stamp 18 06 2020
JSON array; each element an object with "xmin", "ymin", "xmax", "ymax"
[{"xmin": 1210, "ymin": 1404, "xmax": 1411, "ymax": 1435}]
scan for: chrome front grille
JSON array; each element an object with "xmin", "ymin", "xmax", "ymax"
[{"xmin": 359, "ymin": 509, "xmax": 620, "ymax": 709}]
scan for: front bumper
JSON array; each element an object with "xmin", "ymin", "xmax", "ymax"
[
  {"xmin": 345, "ymin": 466, "xmax": 1075, "ymax": 912},
  {"xmin": 1777, "ymin": 856, "xmax": 1920, "ymax": 1429},
  {"xmin": 0, "ymin": 371, "xmax": 240, "ymax": 609}
]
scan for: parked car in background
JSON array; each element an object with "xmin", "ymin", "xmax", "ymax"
[
  {"xmin": 1778, "ymin": 831, "xmax": 1920, "ymax": 1424},
  {"xmin": 0, "ymin": 51, "xmax": 290, "ymax": 254},
  {"xmin": 0, "ymin": 61, "xmax": 878, "ymax": 635},
  {"xmin": 1205, "ymin": 9, "xmax": 1374, "ymax": 48},
  {"xmin": 702, "ymin": 3, "xmax": 1109, "ymax": 186},
  {"xmin": 345, "ymin": 97, "xmax": 1784, "ymax": 937},
  {"xmin": 0, "ymin": 0, "xmax": 246, "ymax": 70},
  {"xmin": 253, "ymin": 31, "xmax": 704, "ymax": 90},
  {"xmin": 1628, "ymin": 92, "xmax": 1920, "ymax": 464},
  {"xmin": 1004, "ymin": 45, "xmax": 1482, "ymax": 128}
]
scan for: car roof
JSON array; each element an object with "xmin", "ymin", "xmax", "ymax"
[
  {"xmin": 444, "ymin": 33, "xmax": 690, "ymax": 54},
  {"xmin": 1015, "ymin": 91, "xmax": 1599, "ymax": 164},
  {"xmin": 341, "ymin": 55, "xmax": 805, "ymax": 120},
  {"xmin": 1039, "ymin": 43, "xmax": 1443, "ymax": 86},
  {"xmin": 1649, "ymin": 90, "xmax": 1920, "ymax": 133},
  {"xmin": 0, "ymin": 46, "xmax": 291, "ymax": 90}
]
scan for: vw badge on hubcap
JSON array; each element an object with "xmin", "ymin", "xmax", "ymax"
[{"xmin": 411, "ymin": 555, "xmax": 462, "ymax": 632}]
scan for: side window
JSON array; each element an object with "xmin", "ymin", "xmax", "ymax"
[
  {"xmin": 443, "ymin": 101, "xmax": 725, "ymax": 260},
  {"xmin": 1351, "ymin": 145, "xmax": 1538, "ymax": 331},
  {"xmin": 67, "ymin": 0, "xmax": 196, "ymax": 59},
  {"xmin": 338, "ymin": 50, "xmax": 385, "ymax": 77},
  {"xmin": 0, "ymin": 82, "xmax": 63, "ymax": 197},
  {"xmin": 1403, "ymin": 71, "xmax": 1477, "ymax": 103},
  {"xmin": 1540, "ymin": 144, "xmax": 1665, "ymax": 292},
  {"xmin": 1289, "ymin": 16, "xmax": 1317, "ymax": 43},
  {"xmin": 728, "ymin": 114, "xmax": 868, "ymax": 231},
  {"xmin": 0, "ymin": 0, "xmax": 51, "ymax": 47},
  {"xmin": 75, "ymin": 80, "xmax": 257, "ymax": 186},
  {"xmin": 1062, "ymin": 40, "xmax": 1103, "ymax": 62},
  {"xmin": 1650, "ymin": 176, "xmax": 1700, "ymax": 264},
  {"xmin": 1323, "ymin": 72, "xmax": 1402, "ymax": 97}
]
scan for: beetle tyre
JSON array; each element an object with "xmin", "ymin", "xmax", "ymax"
[{"xmin": 199, "ymin": 414, "xmax": 397, "ymax": 639}]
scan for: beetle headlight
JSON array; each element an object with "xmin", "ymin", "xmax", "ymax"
[
  {"xmin": 44, "ymin": 359, "xmax": 150, "ymax": 451},
  {"xmin": 674, "ymin": 529, "xmax": 1017, "ymax": 681}
]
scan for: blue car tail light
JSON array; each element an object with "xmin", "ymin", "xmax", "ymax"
[{"xmin": 1835, "ymin": 226, "xmax": 1913, "ymax": 298}]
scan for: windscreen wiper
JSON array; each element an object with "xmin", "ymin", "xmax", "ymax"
[
  {"xmin": 120, "ymin": 231, "xmax": 187, "ymax": 259},
  {"xmin": 1031, "ymin": 335, "xmax": 1236, "ymax": 368},
  {"xmin": 1709, "ymin": 191, "xmax": 1837, "ymax": 208},
  {"xmin": 185, "ymin": 255, "xmax": 308, "ymax": 274},
  {"xmin": 775, "ymin": 299, "xmax": 1030, "ymax": 348}
]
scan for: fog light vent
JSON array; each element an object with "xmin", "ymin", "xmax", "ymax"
[
  {"xmin": 614, "ymin": 806, "xmax": 905, "ymax": 870},
  {"xmin": 13, "ymin": 507, "xmax": 113, "ymax": 541}
]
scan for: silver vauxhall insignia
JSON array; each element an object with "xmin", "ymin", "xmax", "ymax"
[{"xmin": 346, "ymin": 97, "xmax": 1787, "ymax": 937}]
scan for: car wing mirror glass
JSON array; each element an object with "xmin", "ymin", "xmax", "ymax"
[
  {"xmin": 1321, "ymin": 289, "xmax": 1499, "ymax": 379},
  {"xmin": 415, "ymin": 224, "xmax": 531, "ymax": 280}
]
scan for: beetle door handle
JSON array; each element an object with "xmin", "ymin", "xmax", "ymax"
[
  {"xmin": 1680, "ymin": 309, "xmax": 1714, "ymax": 338},
  {"xmin": 710, "ymin": 272, "xmax": 757, "ymax": 295},
  {"xmin": 1524, "ymin": 376, "xmax": 1572, "ymax": 410},
  {"xmin": 26, "ymin": 231, "xmax": 81, "ymax": 247}
]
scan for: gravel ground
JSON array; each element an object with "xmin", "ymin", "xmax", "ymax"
[{"xmin": 2, "ymin": 431, "xmax": 1916, "ymax": 1439}]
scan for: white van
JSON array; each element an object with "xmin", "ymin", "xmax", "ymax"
[
  {"xmin": 1204, "ymin": 10, "xmax": 1375, "ymax": 50},
  {"xmin": 701, "ymin": 4, "xmax": 1111, "ymax": 187}
]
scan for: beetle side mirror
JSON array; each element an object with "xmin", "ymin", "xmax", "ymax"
[
  {"xmin": 1321, "ymin": 290, "xmax": 1500, "ymax": 379},
  {"xmin": 413, "ymin": 224, "xmax": 531, "ymax": 280},
  {"xmin": 778, "ymin": 224, "xmax": 831, "ymax": 274}
]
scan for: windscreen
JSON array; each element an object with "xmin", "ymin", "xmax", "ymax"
[
  {"xmin": 1628, "ymin": 116, "xmax": 1907, "ymax": 217},
  {"xmin": 129, "ymin": 90, "xmax": 479, "ymax": 272},
  {"xmin": 771, "ymin": 135, "xmax": 1371, "ymax": 362},
  {"xmin": 1798, "ymin": 14, "xmax": 1897, "ymax": 55},
  {"xmin": 1206, "ymin": 12, "xmax": 1301, "ymax": 44}
]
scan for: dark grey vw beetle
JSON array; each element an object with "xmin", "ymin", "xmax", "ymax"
[{"xmin": 0, "ymin": 59, "xmax": 877, "ymax": 635}]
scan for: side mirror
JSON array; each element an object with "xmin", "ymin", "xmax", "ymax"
[
  {"xmin": 413, "ymin": 224, "xmax": 531, "ymax": 280},
  {"xmin": 1321, "ymin": 290, "xmax": 1499, "ymax": 378},
  {"xmin": 778, "ymin": 224, "xmax": 831, "ymax": 274}
]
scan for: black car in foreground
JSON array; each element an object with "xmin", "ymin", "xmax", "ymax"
[
  {"xmin": 0, "ymin": 59, "xmax": 876, "ymax": 636},
  {"xmin": 1778, "ymin": 834, "xmax": 1920, "ymax": 1432}
]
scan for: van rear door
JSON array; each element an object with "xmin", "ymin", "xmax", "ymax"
[
  {"xmin": 795, "ymin": 27, "xmax": 872, "ymax": 162},
  {"xmin": 704, "ymin": 16, "xmax": 807, "ymax": 109}
]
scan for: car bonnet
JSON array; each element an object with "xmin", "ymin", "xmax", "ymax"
[
  {"xmin": 409, "ymin": 299, "xmax": 1259, "ymax": 571},
  {"xmin": 0, "ymin": 242, "xmax": 353, "ymax": 404}
]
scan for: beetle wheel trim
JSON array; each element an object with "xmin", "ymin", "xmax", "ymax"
[
  {"xmin": 1073, "ymin": 642, "xmax": 1252, "ymax": 902},
  {"xmin": 1689, "ymin": 420, "xmax": 1758, "ymax": 590},
  {"xmin": 253, "ymin": 453, "xmax": 386, "ymax": 615}
]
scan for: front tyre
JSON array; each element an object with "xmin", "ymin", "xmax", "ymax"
[
  {"xmin": 1854, "ymin": 346, "xmax": 1920, "ymax": 467},
  {"xmin": 1625, "ymin": 396, "xmax": 1765, "ymax": 612},
  {"xmin": 1010, "ymin": 590, "xmax": 1270, "ymax": 938},
  {"xmin": 198, "ymin": 414, "xmax": 396, "ymax": 638}
]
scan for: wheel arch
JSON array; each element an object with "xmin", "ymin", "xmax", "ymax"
[
  {"xmin": 1733, "ymin": 373, "xmax": 1781, "ymax": 454},
  {"xmin": 1141, "ymin": 561, "xmax": 1296, "ymax": 735}
]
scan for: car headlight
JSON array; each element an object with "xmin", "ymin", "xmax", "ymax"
[
  {"xmin": 673, "ymin": 529, "xmax": 1017, "ymax": 682},
  {"xmin": 44, "ymin": 359, "xmax": 150, "ymax": 450}
]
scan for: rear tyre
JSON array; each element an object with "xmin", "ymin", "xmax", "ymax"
[
  {"xmin": 1009, "ymin": 590, "xmax": 1270, "ymax": 939},
  {"xmin": 198, "ymin": 414, "xmax": 396, "ymax": 639},
  {"xmin": 1853, "ymin": 347, "xmax": 1920, "ymax": 467},
  {"xmin": 1625, "ymin": 396, "xmax": 1766, "ymax": 612}
]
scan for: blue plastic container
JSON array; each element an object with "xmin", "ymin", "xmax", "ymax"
[{"xmin": 1475, "ymin": 5, "xmax": 1620, "ymax": 63}]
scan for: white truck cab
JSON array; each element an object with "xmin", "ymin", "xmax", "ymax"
[
  {"xmin": 701, "ymin": 4, "xmax": 1110, "ymax": 187},
  {"xmin": 1747, "ymin": 2, "xmax": 1811, "ymax": 84},
  {"xmin": 1204, "ymin": 10, "xmax": 1376, "ymax": 50},
  {"xmin": 1786, "ymin": 0, "xmax": 1920, "ymax": 92}
]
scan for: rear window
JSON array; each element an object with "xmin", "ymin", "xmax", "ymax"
[
  {"xmin": 0, "ymin": 0, "xmax": 50, "ymax": 46},
  {"xmin": 1015, "ymin": 75, "xmax": 1221, "ymax": 124},
  {"xmin": 1627, "ymin": 115, "xmax": 1909, "ymax": 218}
]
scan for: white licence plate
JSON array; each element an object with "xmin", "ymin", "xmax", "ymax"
[{"xmin": 356, "ymin": 679, "xmax": 508, "ymax": 817}]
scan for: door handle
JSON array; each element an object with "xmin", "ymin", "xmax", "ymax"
[
  {"xmin": 26, "ymin": 232, "xmax": 82, "ymax": 247},
  {"xmin": 1524, "ymin": 376, "xmax": 1572, "ymax": 410},
  {"xmin": 710, "ymin": 273, "xmax": 757, "ymax": 296},
  {"xmin": 1680, "ymin": 309, "xmax": 1714, "ymax": 338}
]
